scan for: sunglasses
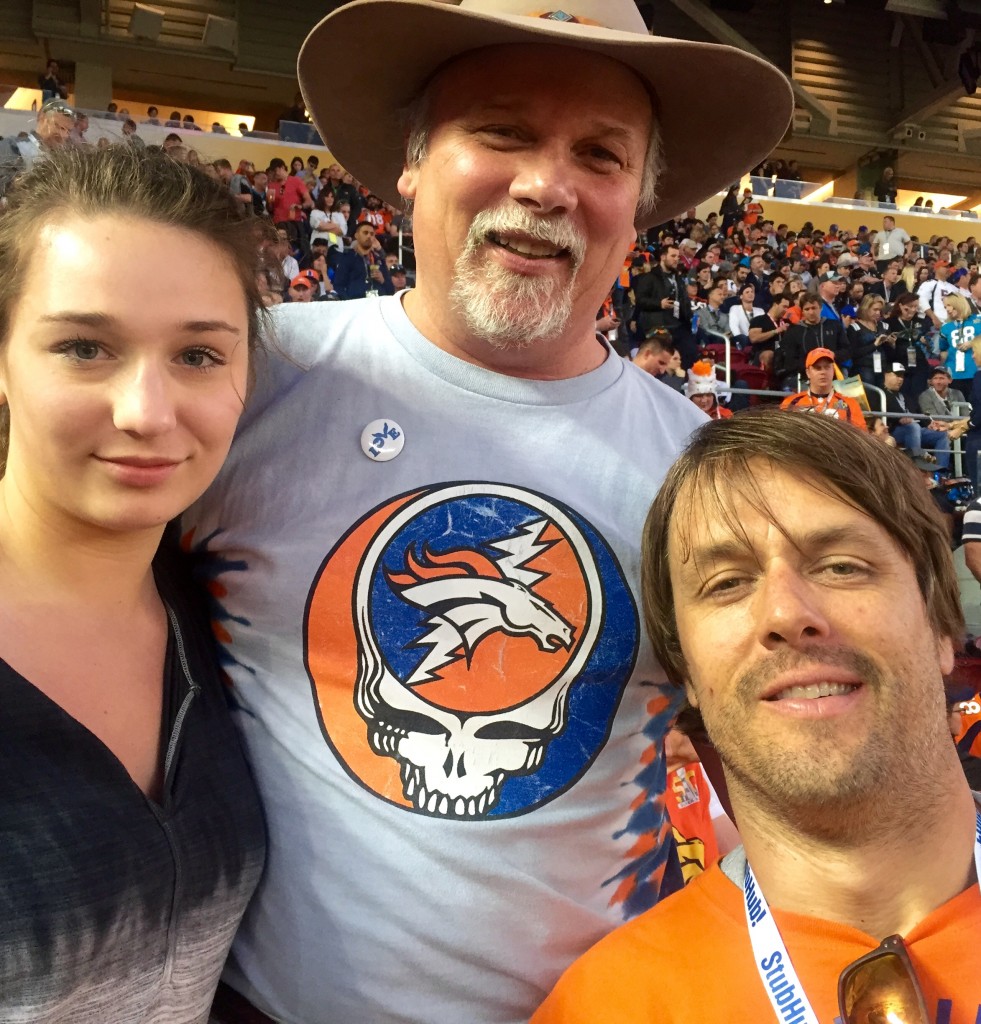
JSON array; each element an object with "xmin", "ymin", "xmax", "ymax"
[{"xmin": 837, "ymin": 934, "xmax": 929, "ymax": 1024}]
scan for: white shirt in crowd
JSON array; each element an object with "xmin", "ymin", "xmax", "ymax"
[
  {"xmin": 918, "ymin": 278, "xmax": 958, "ymax": 323},
  {"xmin": 310, "ymin": 210, "xmax": 348, "ymax": 252},
  {"xmin": 728, "ymin": 303, "xmax": 764, "ymax": 338},
  {"xmin": 281, "ymin": 254, "xmax": 299, "ymax": 281}
]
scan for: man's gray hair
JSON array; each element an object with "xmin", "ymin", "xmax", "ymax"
[{"xmin": 401, "ymin": 82, "xmax": 662, "ymax": 223}]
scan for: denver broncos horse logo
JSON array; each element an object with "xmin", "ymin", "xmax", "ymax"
[
  {"xmin": 304, "ymin": 483, "xmax": 638, "ymax": 820},
  {"xmin": 385, "ymin": 542, "xmax": 575, "ymax": 678}
]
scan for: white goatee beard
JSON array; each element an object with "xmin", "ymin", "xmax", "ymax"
[{"xmin": 448, "ymin": 206, "xmax": 586, "ymax": 351}]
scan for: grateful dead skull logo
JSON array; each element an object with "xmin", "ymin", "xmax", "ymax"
[{"xmin": 303, "ymin": 483, "xmax": 638, "ymax": 819}]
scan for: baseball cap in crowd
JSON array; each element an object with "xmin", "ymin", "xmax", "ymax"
[
  {"xmin": 950, "ymin": 268, "xmax": 968, "ymax": 284},
  {"xmin": 889, "ymin": 364, "xmax": 907, "ymax": 374},
  {"xmin": 930, "ymin": 365, "xmax": 953, "ymax": 378},
  {"xmin": 40, "ymin": 98, "xmax": 77, "ymax": 118},
  {"xmin": 805, "ymin": 348, "xmax": 836, "ymax": 367},
  {"xmin": 835, "ymin": 253, "xmax": 858, "ymax": 268},
  {"xmin": 817, "ymin": 271, "xmax": 838, "ymax": 283},
  {"xmin": 840, "ymin": 304, "xmax": 857, "ymax": 319},
  {"xmin": 290, "ymin": 271, "xmax": 320, "ymax": 289},
  {"xmin": 297, "ymin": 0, "xmax": 794, "ymax": 226},
  {"xmin": 935, "ymin": 259, "xmax": 951, "ymax": 267}
]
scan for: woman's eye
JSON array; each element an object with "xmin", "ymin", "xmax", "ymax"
[
  {"xmin": 71, "ymin": 340, "xmax": 100, "ymax": 360},
  {"xmin": 179, "ymin": 347, "xmax": 223, "ymax": 369},
  {"xmin": 55, "ymin": 338, "xmax": 104, "ymax": 362}
]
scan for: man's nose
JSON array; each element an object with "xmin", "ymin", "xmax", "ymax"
[
  {"xmin": 509, "ymin": 145, "xmax": 578, "ymax": 217},
  {"xmin": 752, "ymin": 562, "xmax": 832, "ymax": 649}
]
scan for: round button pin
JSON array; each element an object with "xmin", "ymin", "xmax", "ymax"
[{"xmin": 361, "ymin": 419, "xmax": 405, "ymax": 462}]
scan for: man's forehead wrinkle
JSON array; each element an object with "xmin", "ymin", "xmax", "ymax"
[
  {"xmin": 676, "ymin": 459, "xmax": 887, "ymax": 579},
  {"xmin": 429, "ymin": 44, "xmax": 652, "ymax": 131}
]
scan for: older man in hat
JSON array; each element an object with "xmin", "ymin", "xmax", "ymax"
[{"xmin": 189, "ymin": 3, "xmax": 792, "ymax": 1022}]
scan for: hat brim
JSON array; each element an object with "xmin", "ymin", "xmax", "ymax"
[{"xmin": 298, "ymin": 0, "xmax": 794, "ymax": 228}]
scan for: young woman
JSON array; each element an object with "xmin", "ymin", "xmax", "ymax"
[
  {"xmin": 719, "ymin": 185, "xmax": 740, "ymax": 233},
  {"xmin": 782, "ymin": 276, "xmax": 806, "ymax": 324},
  {"xmin": 0, "ymin": 145, "xmax": 266, "ymax": 1022},
  {"xmin": 309, "ymin": 188, "xmax": 347, "ymax": 254},
  {"xmin": 882, "ymin": 292, "xmax": 932, "ymax": 401},
  {"xmin": 848, "ymin": 294, "xmax": 890, "ymax": 386},
  {"xmin": 940, "ymin": 292, "xmax": 981, "ymax": 389},
  {"xmin": 729, "ymin": 229, "xmax": 748, "ymax": 256},
  {"xmin": 693, "ymin": 264, "xmax": 714, "ymax": 300}
]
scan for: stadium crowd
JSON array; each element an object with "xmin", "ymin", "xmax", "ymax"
[{"xmin": 617, "ymin": 199, "xmax": 981, "ymax": 494}]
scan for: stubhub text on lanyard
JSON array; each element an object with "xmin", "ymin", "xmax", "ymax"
[{"xmin": 743, "ymin": 811, "xmax": 981, "ymax": 1024}]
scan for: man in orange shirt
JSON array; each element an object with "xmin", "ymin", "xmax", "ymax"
[
  {"xmin": 357, "ymin": 192, "xmax": 392, "ymax": 235},
  {"xmin": 742, "ymin": 186, "xmax": 764, "ymax": 226},
  {"xmin": 534, "ymin": 411, "xmax": 981, "ymax": 1024},
  {"xmin": 780, "ymin": 347, "xmax": 868, "ymax": 430}
]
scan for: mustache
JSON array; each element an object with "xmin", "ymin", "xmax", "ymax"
[
  {"xmin": 463, "ymin": 204, "xmax": 587, "ymax": 271},
  {"xmin": 734, "ymin": 644, "xmax": 883, "ymax": 702}
]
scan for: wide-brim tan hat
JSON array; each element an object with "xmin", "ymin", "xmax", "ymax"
[{"xmin": 298, "ymin": 0, "xmax": 794, "ymax": 227}]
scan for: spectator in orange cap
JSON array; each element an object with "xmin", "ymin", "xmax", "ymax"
[{"xmin": 780, "ymin": 348, "xmax": 868, "ymax": 429}]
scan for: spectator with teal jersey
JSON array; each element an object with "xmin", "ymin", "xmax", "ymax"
[{"xmin": 939, "ymin": 293, "xmax": 981, "ymax": 388}]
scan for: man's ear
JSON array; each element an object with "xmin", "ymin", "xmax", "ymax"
[
  {"xmin": 684, "ymin": 678, "xmax": 699, "ymax": 709},
  {"xmin": 397, "ymin": 163, "xmax": 418, "ymax": 203},
  {"xmin": 939, "ymin": 634, "xmax": 955, "ymax": 678}
]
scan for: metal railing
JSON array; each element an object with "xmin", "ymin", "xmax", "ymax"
[
  {"xmin": 700, "ymin": 328, "xmax": 732, "ymax": 386},
  {"xmin": 863, "ymin": 382, "xmax": 887, "ymax": 416},
  {"xmin": 715, "ymin": 387, "xmax": 972, "ymax": 476}
]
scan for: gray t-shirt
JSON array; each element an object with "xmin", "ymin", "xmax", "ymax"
[
  {"xmin": 874, "ymin": 226, "xmax": 910, "ymax": 260},
  {"xmin": 185, "ymin": 296, "xmax": 707, "ymax": 1024}
]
